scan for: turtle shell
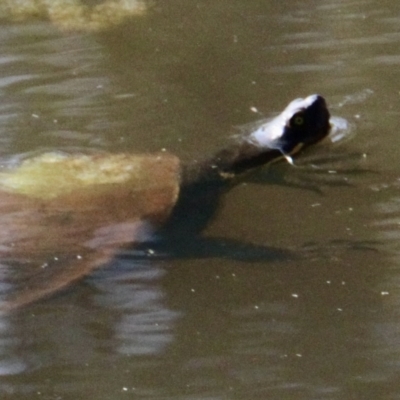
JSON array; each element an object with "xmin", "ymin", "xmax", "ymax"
[{"xmin": 0, "ymin": 152, "xmax": 181, "ymax": 310}]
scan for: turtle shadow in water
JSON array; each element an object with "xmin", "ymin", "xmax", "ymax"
[
  {"xmin": 129, "ymin": 235, "xmax": 295, "ymax": 264},
  {"xmin": 126, "ymin": 178, "xmax": 296, "ymax": 264}
]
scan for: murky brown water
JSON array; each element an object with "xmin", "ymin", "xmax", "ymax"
[{"xmin": 1, "ymin": 0, "xmax": 400, "ymax": 398}]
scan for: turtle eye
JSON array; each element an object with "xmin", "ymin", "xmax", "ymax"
[{"xmin": 291, "ymin": 112, "xmax": 305, "ymax": 127}]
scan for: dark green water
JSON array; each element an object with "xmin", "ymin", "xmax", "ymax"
[{"xmin": 1, "ymin": 0, "xmax": 400, "ymax": 399}]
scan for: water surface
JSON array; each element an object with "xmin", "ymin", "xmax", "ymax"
[{"xmin": 0, "ymin": 0, "xmax": 400, "ymax": 399}]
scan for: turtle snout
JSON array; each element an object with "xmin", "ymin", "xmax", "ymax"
[{"xmin": 303, "ymin": 95, "xmax": 331, "ymax": 145}]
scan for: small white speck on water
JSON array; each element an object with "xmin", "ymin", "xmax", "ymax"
[
  {"xmin": 191, "ymin": 289, "xmax": 195, "ymax": 293},
  {"xmin": 328, "ymin": 170, "xmax": 337, "ymax": 174},
  {"xmin": 362, "ymin": 153, "xmax": 367, "ymax": 158},
  {"xmin": 147, "ymin": 249, "xmax": 155, "ymax": 255},
  {"xmin": 381, "ymin": 291, "xmax": 389, "ymax": 296},
  {"xmin": 122, "ymin": 386, "xmax": 136, "ymax": 392},
  {"xmin": 96, "ymin": 85, "xmax": 103, "ymax": 89},
  {"xmin": 341, "ymin": 281, "xmax": 346, "ymax": 285},
  {"xmin": 161, "ymin": 148, "xmax": 167, "ymax": 152},
  {"xmin": 31, "ymin": 114, "xmax": 39, "ymax": 119},
  {"xmin": 291, "ymin": 293, "xmax": 299, "ymax": 298},
  {"xmin": 53, "ymin": 119, "xmax": 58, "ymax": 123},
  {"xmin": 254, "ymin": 305, "xmax": 259, "ymax": 310},
  {"xmin": 337, "ymin": 308, "xmax": 343, "ymax": 312},
  {"xmin": 311, "ymin": 203, "xmax": 321, "ymax": 207},
  {"xmin": 41, "ymin": 263, "xmax": 48, "ymax": 269},
  {"xmin": 354, "ymin": 114, "xmax": 361, "ymax": 119},
  {"xmin": 115, "ymin": 93, "xmax": 136, "ymax": 99},
  {"xmin": 250, "ymin": 106, "xmax": 258, "ymax": 113},
  {"xmin": 326, "ymin": 280, "xmax": 331, "ymax": 284},
  {"xmin": 296, "ymin": 354, "xmax": 302, "ymax": 358},
  {"xmin": 54, "ymin": 257, "xmax": 59, "ymax": 261},
  {"xmin": 348, "ymin": 207, "xmax": 353, "ymax": 211},
  {"xmin": 76, "ymin": 255, "xmax": 82, "ymax": 260}
]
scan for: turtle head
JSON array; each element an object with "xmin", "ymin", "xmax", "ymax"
[
  {"xmin": 249, "ymin": 94, "xmax": 331, "ymax": 158},
  {"xmin": 182, "ymin": 94, "xmax": 331, "ymax": 185}
]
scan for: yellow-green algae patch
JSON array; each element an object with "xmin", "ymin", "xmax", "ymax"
[
  {"xmin": 0, "ymin": 0, "xmax": 146, "ymax": 31},
  {"xmin": 0, "ymin": 152, "xmax": 180, "ymax": 200}
]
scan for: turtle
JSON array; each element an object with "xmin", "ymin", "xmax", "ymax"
[{"xmin": 0, "ymin": 94, "xmax": 331, "ymax": 311}]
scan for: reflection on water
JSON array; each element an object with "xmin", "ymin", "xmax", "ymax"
[
  {"xmin": 90, "ymin": 259, "xmax": 180, "ymax": 356},
  {"xmin": 0, "ymin": 24, "xmax": 117, "ymax": 153},
  {"xmin": 0, "ymin": 317, "xmax": 25, "ymax": 377},
  {"xmin": 329, "ymin": 116, "xmax": 354, "ymax": 144},
  {"xmin": 0, "ymin": 0, "xmax": 400, "ymax": 399}
]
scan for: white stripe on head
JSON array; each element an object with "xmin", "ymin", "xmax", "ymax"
[{"xmin": 248, "ymin": 94, "xmax": 319, "ymax": 149}]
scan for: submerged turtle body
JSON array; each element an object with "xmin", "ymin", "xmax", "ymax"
[
  {"xmin": 0, "ymin": 153, "xmax": 181, "ymax": 309},
  {"xmin": 0, "ymin": 94, "xmax": 331, "ymax": 310}
]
